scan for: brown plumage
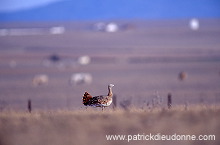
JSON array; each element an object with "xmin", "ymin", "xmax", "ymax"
[
  {"xmin": 82, "ymin": 84, "xmax": 114, "ymax": 110},
  {"xmin": 82, "ymin": 92, "xmax": 93, "ymax": 106}
]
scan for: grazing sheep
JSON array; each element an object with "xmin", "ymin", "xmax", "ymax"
[
  {"xmin": 32, "ymin": 74, "xmax": 49, "ymax": 86},
  {"xmin": 189, "ymin": 18, "xmax": 199, "ymax": 31},
  {"xmin": 49, "ymin": 54, "xmax": 61, "ymax": 63},
  {"xmin": 78, "ymin": 55, "xmax": 91, "ymax": 65},
  {"xmin": 178, "ymin": 71, "xmax": 187, "ymax": 81},
  {"xmin": 105, "ymin": 23, "xmax": 119, "ymax": 32},
  {"xmin": 70, "ymin": 73, "xmax": 92, "ymax": 85}
]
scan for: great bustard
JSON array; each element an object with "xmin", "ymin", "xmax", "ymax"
[{"xmin": 82, "ymin": 84, "xmax": 114, "ymax": 110}]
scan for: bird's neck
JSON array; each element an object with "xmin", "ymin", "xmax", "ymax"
[{"xmin": 108, "ymin": 87, "xmax": 113, "ymax": 97}]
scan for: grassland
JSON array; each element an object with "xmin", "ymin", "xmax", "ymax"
[
  {"xmin": 0, "ymin": 105, "xmax": 219, "ymax": 145},
  {"xmin": 0, "ymin": 20, "xmax": 220, "ymax": 145}
]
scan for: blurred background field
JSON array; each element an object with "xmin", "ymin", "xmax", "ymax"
[{"xmin": 0, "ymin": 19, "xmax": 220, "ymax": 110}]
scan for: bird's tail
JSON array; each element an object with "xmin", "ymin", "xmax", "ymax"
[{"xmin": 82, "ymin": 91, "xmax": 93, "ymax": 106}]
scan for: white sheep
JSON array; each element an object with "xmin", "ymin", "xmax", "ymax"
[
  {"xmin": 78, "ymin": 55, "xmax": 91, "ymax": 65},
  {"xmin": 32, "ymin": 74, "xmax": 49, "ymax": 86},
  {"xmin": 70, "ymin": 73, "xmax": 92, "ymax": 85}
]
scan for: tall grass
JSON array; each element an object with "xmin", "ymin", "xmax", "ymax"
[{"xmin": 0, "ymin": 105, "xmax": 219, "ymax": 145}]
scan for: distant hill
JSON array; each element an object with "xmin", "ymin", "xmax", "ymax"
[{"xmin": 0, "ymin": 0, "xmax": 220, "ymax": 21}]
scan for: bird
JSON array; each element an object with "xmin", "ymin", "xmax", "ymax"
[{"xmin": 82, "ymin": 84, "xmax": 114, "ymax": 110}]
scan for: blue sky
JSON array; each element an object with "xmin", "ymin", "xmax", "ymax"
[{"xmin": 0, "ymin": 0, "xmax": 62, "ymax": 12}]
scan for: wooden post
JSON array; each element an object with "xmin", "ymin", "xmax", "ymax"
[
  {"xmin": 184, "ymin": 101, "xmax": 188, "ymax": 111},
  {"xmin": 167, "ymin": 93, "xmax": 172, "ymax": 109},
  {"xmin": 113, "ymin": 94, "xmax": 117, "ymax": 110},
  {"xmin": 28, "ymin": 99, "xmax": 32, "ymax": 113}
]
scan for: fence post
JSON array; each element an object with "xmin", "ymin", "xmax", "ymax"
[
  {"xmin": 167, "ymin": 93, "xmax": 172, "ymax": 109},
  {"xmin": 113, "ymin": 94, "xmax": 117, "ymax": 110},
  {"xmin": 28, "ymin": 99, "xmax": 32, "ymax": 113}
]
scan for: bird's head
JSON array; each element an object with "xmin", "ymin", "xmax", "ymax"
[{"xmin": 108, "ymin": 84, "xmax": 114, "ymax": 88}]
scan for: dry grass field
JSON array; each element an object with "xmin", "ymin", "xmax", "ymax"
[
  {"xmin": 0, "ymin": 20, "xmax": 220, "ymax": 145},
  {"xmin": 0, "ymin": 105, "xmax": 219, "ymax": 145}
]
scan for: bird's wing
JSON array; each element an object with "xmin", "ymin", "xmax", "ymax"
[
  {"xmin": 91, "ymin": 95, "xmax": 110, "ymax": 105},
  {"xmin": 83, "ymin": 92, "xmax": 111, "ymax": 107}
]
